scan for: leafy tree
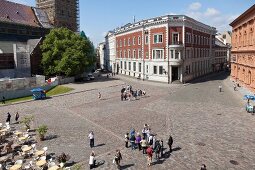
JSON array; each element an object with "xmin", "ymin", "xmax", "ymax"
[
  {"xmin": 80, "ymin": 31, "xmax": 96, "ymax": 67},
  {"xmin": 41, "ymin": 28, "xmax": 95, "ymax": 76}
]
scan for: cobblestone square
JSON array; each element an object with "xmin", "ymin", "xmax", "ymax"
[{"xmin": 1, "ymin": 74, "xmax": 255, "ymax": 170}]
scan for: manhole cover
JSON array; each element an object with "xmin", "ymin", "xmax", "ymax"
[
  {"xmin": 196, "ymin": 142, "xmax": 206, "ymax": 146},
  {"xmin": 230, "ymin": 160, "xmax": 239, "ymax": 165}
]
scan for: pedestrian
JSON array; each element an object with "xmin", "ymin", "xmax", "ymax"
[
  {"xmin": 114, "ymin": 149, "xmax": 122, "ymax": 169},
  {"xmin": 88, "ymin": 131, "xmax": 94, "ymax": 148},
  {"xmin": 146, "ymin": 146, "xmax": 153, "ymax": 166},
  {"xmin": 219, "ymin": 85, "xmax": 222, "ymax": 92},
  {"xmin": 152, "ymin": 135, "xmax": 156, "ymax": 149},
  {"xmin": 142, "ymin": 127, "xmax": 146, "ymax": 139},
  {"xmin": 140, "ymin": 137, "xmax": 148, "ymax": 154},
  {"xmin": 6, "ymin": 112, "xmax": 11, "ymax": 124},
  {"xmin": 98, "ymin": 92, "xmax": 101, "ymax": 99},
  {"xmin": 124, "ymin": 133, "xmax": 129, "ymax": 148},
  {"xmin": 154, "ymin": 141, "xmax": 161, "ymax": 160},
  {"xmin": 89, "ymin": 151, "xmax": 96, "ymax": 169},
  {"xmin": 2, "ymin": 96, "xmax": 5, "ymax": 104},
  {"xmin": 148, "ymin": 135, "xmax": 153, "ymax": 146},
  {"xmin": 160, "ymin": 139, "xmax": 164, "ymax": 158},
  {"xmin": 167, "ymin": 135, "xmax": 173, "ymax": 153},
  {"xmin": 201, "ymin": 164, "xmax": 207, "ymax": 170},
  {"xmin": 145, "ymin": 128, "xmax": 151, "ymax": 141},
  {"xmin": 15, "ymin": 112, "xmax": 19, "ymax": 123},
  {"xmin": 233, "ymin": 83, "xmax": 237, "ymax": 91},
  {"xmin": 136, "ymin": 133, "xmax": 142, "ymax": 151},
  {"xmin": 130, "ymin": 134, "xmax": 136, "ymax": 150}
]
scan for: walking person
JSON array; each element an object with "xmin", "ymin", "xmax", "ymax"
[
  {"xmin": 136, "ymin": 133, "xmax": 142, "ymax": 151},
  {"xmin": 167, "ymin": 135, "xmax": 173, "ymax": 153},
  {"xmin": 142, "ymin": 127, "xmax": 146, "ymax": 139},
  {"xmin": 160, "ymin": 139, "xmax": 164, "ymax": 158},
  {"xmin": 6, "ymin": 112, "xmax": 11, "ymax": 124},
  {"xmin": 130, "ymin": 134, "xmax": 136, "ymax": 150},
  {"xmin": 114, "ymin": 150, "xmax": 122, "ymax": 169},
  {"xmin": 146, "ymin": 146, "xmax": 153, "ymax": 166},
  {"xmin": 219, "ymin": 85, "xmax": 222, "ymax": 92},
  {"xmin": 98, "ymin": 92, "xmax": 101, "ymax": 100},
  {"xmin": 201, "ymin": 164, "xmax": 207, "ymax": 170},
  {"xmin": 2, "ymin": 96, "xmax": 5, "ymax": 104},
  {"xmin": 89, "ymin": 151, "xmax": 96, "ymax": 169},
  {"xmin": 233, "ymin": 83, "xmax": 237, "ymax": 91},
  {"xmin": 154, "ymin": 141, "xmax": 161, "ymax": 160},
  {"xmin": 124, "ymin": 133, "xmax": 129, "ymax": 148},
  {"xmin": 140, "ymin": 137, "xmax": 148, "ymax": 154},
  {"xmin": 15, "ymin": 112, "xmax": 19, "ymax": 123},
  {"xmin": 88, "ymin": 131, "xmax": 95, "ymax": 148}
]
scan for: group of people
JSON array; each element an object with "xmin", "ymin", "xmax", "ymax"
[
  {"xmin": 5, "ymin": 112, "xmax": 20, "ymax": 124},
  {"xmin": 124, "ymin": 124, "xmax": 173, "ymax": 166},
  {"xmin": 120, "ymin": 85, "xmax": 146, "ymax": 101}
]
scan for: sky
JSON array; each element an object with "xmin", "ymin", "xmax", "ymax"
[{"xmin": 8, "ymin": 0, "xmax": 255, "ymax": 46}]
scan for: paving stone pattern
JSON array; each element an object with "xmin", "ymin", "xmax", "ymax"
[{"xmin": 1, "ymin": 74, "xmax": 255, "ymax": 170}]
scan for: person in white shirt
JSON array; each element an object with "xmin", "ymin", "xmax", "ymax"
[
  {"xmin": 88, "ymin": 131, "xmax": 94, "ymax": 148},
  {"xmin": 89, "ymin": 151, "xmax": 95, "ymax": 169}
]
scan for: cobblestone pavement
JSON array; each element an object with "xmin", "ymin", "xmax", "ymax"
[{"xmin": 1, "ymin": 73, "xmax": 255, "ymax": 170}]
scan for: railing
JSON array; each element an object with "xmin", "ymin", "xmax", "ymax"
[{"xmin": 170, "ymin": 41, "xmax": 183, "ymax": 45}]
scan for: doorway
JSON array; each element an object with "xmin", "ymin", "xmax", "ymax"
[{"xmin": 172, "ymin": 66, "xmax": 179, "ymax": 81}]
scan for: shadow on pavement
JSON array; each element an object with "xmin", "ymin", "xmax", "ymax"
[
  {"xmin": 188, "ymin": 72, "xmax": 230, "ymax": 84},
  {"xmin": 120, "ymin": 163, "xmax": 135, "ymax": 169}
]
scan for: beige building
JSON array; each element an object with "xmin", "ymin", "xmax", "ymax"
[
  {"xmin": 36, "ymin": 0, "xmax": 79, "ymax": 32},
  {"xmin": 230, "ymin": 4, "xmax": 255, "ymax": 92}
]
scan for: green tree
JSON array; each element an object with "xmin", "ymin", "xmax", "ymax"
[
  {"xmin": 80, "ymin": 31, "xmax": 96, "ymax": 67},
  {"xmin": 41, "ymin": 28, "xmax": 94, "ymax": 76}
]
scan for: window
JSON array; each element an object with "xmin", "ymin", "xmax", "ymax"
[
  {"xmin": 128, "ymin": 38, "xmax": 130, "ymax": 46},
  {"xmin": 133, "ymin": 37, "xmax": 136, "ymax": 45},
  {"xmin": 152, "ymin": 49, "xmax": 164, "ymax": 59},
  {"xmin": 154, "ymin": 34, "xmax": 163, "ymax": 43},
  {"xmin": 170, "ymin": 50, "xmax": 174, "ymax": 59},
  {"xmin": 145, "ymin": 35, "xmax": 149, "ymax": 44},
  {"xmin": 124, "ymin": 50, "xmax": 126, "ymax": 58},
  {"xmin": 145, "ymin": 52, "xmax": 149, "ymax": 59},
  {"xmin": 128, "ymin": 62, "xmax": 131, "ymax": 70},
  {"xmin": 133, "ymin": 62, "xmax": 136, "ymax": 71},
  {"xmin": 153, "ymin": 66, "xmax": 157, "ymax": 74},
  {"xmin": 120, "ymin": 40, "xmax": 122, "ymax": 47},
  {"xmin": 172, "ymin": 33, "xmax": 179, "ymax": 44},
  {"xmin": 146, "ymin": 65, "xmax": 149, "ymax": 73},
  {"xmin": 124, "ymin": 61, "xmax": 127, "ymax": 69},
  {"xmin": 120, "ymin": 51, "xmax": 122, "ymax": 58},
  {"xmin": 124, "ymin": 38, "xmax": 126, "ymax": 46},
  {"xmin": 159, "ymin": 66, "xmax": 163, "ymax": 75},
  {"xmin": 138, "ymin": 36, "xmax": 141, "ymax": 45},
  {"xmin": 133, "ymin": 50, "xmax": 136, "ymax": 58},
  {"xmin": 120, "ymin": 61, "xmax": 123, "ymax": 69},
  {"xmin": 139, "ymin": 63, "xmax": 142, "ymax": 72},
  {"xmin": 128, "ymin": 50, "xmax": 131, "ymax": 58},
  {"xmin": 138, "ymin": 49, "xmax": 142, "ymax": 58},
  {"xmin": 175, "ymin": 51, "xmax": 179, "ymax": 59}
]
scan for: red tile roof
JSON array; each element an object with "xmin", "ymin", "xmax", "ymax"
[{"xmin": 0, "ymin": 0, "xmax": 40, "ymax": 27}]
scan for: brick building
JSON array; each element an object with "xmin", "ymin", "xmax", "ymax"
[
  {"xmin": 230, "ymin": 4, "xmax": 255, "ymax": 91},
  {"xmin": 36, "ymin": 0, "xmax": 80, "ymax": 32},
  {"xmin": 112, "ymin": 15, "xmax": 216, "ymax": 83}
]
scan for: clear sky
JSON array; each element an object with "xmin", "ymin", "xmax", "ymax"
[{"xmin": 8, "ymin": 0, "xmax": 255, "ymax": 46}]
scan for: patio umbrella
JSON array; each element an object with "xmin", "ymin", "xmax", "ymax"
[{"xmin": 243, "ymin": 95, "xmax": 255, "ymax": 100}]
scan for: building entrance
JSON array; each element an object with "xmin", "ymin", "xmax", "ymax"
[{"xmin": 172, "ymin": 66, "xmax": 179, "ymax": 81}]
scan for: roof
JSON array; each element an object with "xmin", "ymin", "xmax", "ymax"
[
  {"xmin": 215, "ymin": 37, "xmax": 228, "ymax": 48},
  {"xmin": 230, "ymin": 4, "xmax": 255, "ymax": 26},
  {"xmin": 0, "ymin": 0, "xmax": 40, "ymax": 27}
]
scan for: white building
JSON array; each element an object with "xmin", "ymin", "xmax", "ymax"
[
  {"xmin": 105, "ymin": 31, "xmax": 116, "ymax": 72},
  {"xmin": 98, "ymin": 42, "xmax": 105, "ymax": 69}
]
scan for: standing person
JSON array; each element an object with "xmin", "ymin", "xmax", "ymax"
[
  {"xmin": 124, "ymin": 133, "xmax": 129, "ymax": 148},
  {"xmin": 145, "ymin": 128, "xmax": 151, "ymax": 141},
  {"xmin": 233, "ymin": 83, "xmax": 237, "ymax": 91},
  {"xmin": 154, "ymin": 141, "xmax": 161, "ymax": 160},
  {"xmin": 98, "ymin": 92, "xmax": 101, "ymax": 100},
  {"xmin": 130, "ymin": 134, "xmax": 136, "ymax": 150},
  {"xmin": 146, "ymin": 146, "xmax": 153, "ymax": 166},
  {"xmin": 148, "ymin": 135, "xmax": 153, "ymax": 146},
  {"xmin": 140, "ymin": 137, "xmax": 148, "ymax": 154},
  {"xmin": 136, "ymin": 133, "xmax": 142, "ymax": 151},
  {"xmin": 219, "ymin": 85, "xmax": 222, "ymax": 92},
  {"xmin": 15, "ymin": 112, "xmax": 19, "ymax": 123},
  {"xmin": 167, "ymin": 135, "xmax": 173, "ymax": 153},
  {"xmin": 2, "ymin": 96, "xmax": 5, "ymax": 104},
  {"xmin": 89, "ymin": 151, "xmax": 96, "ymax": 169},
  {"xmin": 160, "ymin": 140, "xmax": 164, "ymax": 158},
  {"xmin": 6, "ymin": 112, "xmax": 11, "ymax": 124},
  {"xmin": 114, "ymin": 150, "xmax": 122, "ymax": 169},
  {"xmin": 201, "ymin": 164, "xmax": 207, "ymax": 170},
  {"xmin": 142, "ymin": 127, "xmax": 146, "ymax": 139},
  {"xmin": 152, "ymin": 135, "xmax": 156, "ymax": 149},
  {"xmin": 88, "ymin": 131, "xmax": 94, "ymax": 148}
]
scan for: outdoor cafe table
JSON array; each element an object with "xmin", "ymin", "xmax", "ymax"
[
  {"xmin": 22, "ymin": 146, "xmax": 32, "ymax": 152},
  {"xmin": 10, "ymin": 164, "xmax": 22, "ymax": 170},
  {"xmin": 48, "ymin": 165, "xmax": 60, "ymax": 170},
  {"xmin": 36, "ymin": 160, "xmax": 47, "ymax": 167},
  {"xmin": 35, "ymin": 150, "xmax": 45, "ymax": 156}
]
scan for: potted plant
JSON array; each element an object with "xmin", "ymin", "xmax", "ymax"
[
  {"xmin": 57, "ymin": 152, "xmax": 70, "ymax": 168},
  {"xmin": 21, "ymin": 115, "xmax": 34, "ymax": 131},
  {"xmin": 36, "ymin": 125, "xmax": 48, "ymax": 141}
]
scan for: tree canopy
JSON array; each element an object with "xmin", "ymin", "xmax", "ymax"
[{"xmin": 41, "ymin": 28, "xmax": 95, "ymax": 77}]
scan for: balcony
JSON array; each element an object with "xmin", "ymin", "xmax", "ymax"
[
  {"xmin": 169, "ymin": 58, "xmax": 183, "ymax": 66},
  {"xmin": 169, "ymin": 41, "xmax": 184, "ymax": 48}
]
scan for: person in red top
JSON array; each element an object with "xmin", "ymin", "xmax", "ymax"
[{"xmin": 146, "ymin": 145, "xmax": 153, "ymax": 166}]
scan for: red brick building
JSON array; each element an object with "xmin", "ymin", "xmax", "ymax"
[
  {"xmin": 114, "ymin": 15, "xmax": 216, "ymax": 83},
  {"xmin": 230, "ymin": 5, "xmax": 255, "ymax": 91}
]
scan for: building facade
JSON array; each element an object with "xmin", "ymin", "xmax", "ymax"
[
  {"xmin": 230, "ymin": 5, "xmax": 255, "ymax": 91},
  {"xmin": 105, "ymin": 31, "xmax": 116, "ymax": 72},
  {"xmin": 36, "ymin": 0, "xmax": 79, "ymax": 32},
  {"xmin": 216, "ymin": 31, "xmax": 232, "ymax": 67},
  {"xmin": 213, "ymin": 37, "xmax": 228, "ymax": 72},
  {"xmin": 98, "ymin": 42, "xmax": 106, "ymax": 70},
  {"xmin": 113, "ymin": 15, "xmax": 216, "ymax": 83}
]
